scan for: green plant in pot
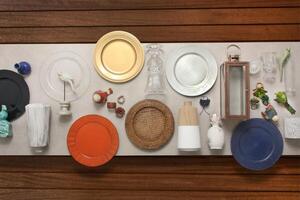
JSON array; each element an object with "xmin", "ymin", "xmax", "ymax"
[{"xmin": 274, "ymin": 91, "xmax": 296, "ymax": 114}]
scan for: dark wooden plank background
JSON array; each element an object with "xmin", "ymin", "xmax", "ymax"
[{"xmin": 0, "ymin": 0, "xmax": 299, "ymax": 199}]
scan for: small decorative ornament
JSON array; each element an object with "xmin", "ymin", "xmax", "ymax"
[
  {"xmin": 115, "ymin": 107, "xmax": 125, "ymax": 118},
  {"xmin": 261, "ymin": 95, "xmax": 270, "ymax": 106},
  {"xmin": 57, "ymin": 72, "xmax": 76, "ymax": 93},
  {"xmin": 58, "ymin": 72, "xmax": 77, "ymax": 116},
  {"xmin": 250, "ymin": 97, "xmax": 260, "ymax": 110},
  {"xmin": 207, "ymin": 113, "xmax": 224, "ymax": 149},
  {"xmin": 117, "ymin": 95, "xmax": 126, "ymax": 105},
  {"xmin": 59, "ymin": 101, "xmax": 72, "ymax": 116},
  {"xmin": 107, "ymin": 102, "xmax": 117, "ymax": 110},
  {"xmin": 261, "ymin": 104, "xmax": 279, "ymax": 123},
  {"xmin": 93, "ymin": 88, "xmax": 113, "ymax": 104},
  {"xmin": 274, "ymin": 91, "xmax": 296, "ymax": 115},
  {"xmin": 199, "ymin": 96, "xmax": 211, "ymax": 116},
  {"xmin": 14, "ymin": 61, "xmax": 31, "ymax": 75},
  {"xmin": 253, "ymin": 82, "xmax": 269, "ymax": 105},
  {"xmin": 199, "ymin": 96, "xmax": 210, "ymax": 108},
  {"xmin": 0, "ymin": 105, "xmax": 12, "ymax": 137}
]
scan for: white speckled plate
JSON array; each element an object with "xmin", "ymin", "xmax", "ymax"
[{"xmin": 166, "ymin": 46, "xmax": 218, "ymax": 96}]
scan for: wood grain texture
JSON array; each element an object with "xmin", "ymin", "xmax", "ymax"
[
  {"xmin": 0, "ymin": 0, "xmax": 299, "ymax": 11},
  {"xmin": 0, "ymin": 190, "xmax": 299, "ymax": 200},
  {"xmin": 0, "ymin": 156, "xmax": 299, "ymax": 174},
  {"xmin": 0, "ymin": 0, "xmax": 299, "ymax": 199},
  {"xmin": 0, "ymin": 172, "xmax": 299, "ymax": 191},
  {"xmin": 0, "ymin": 8, "xmax": 299, "ymax": 27},
  {"xmin": 179, "ymin": 102, "xmax": 199, "ymax": 125},
  {"xmin": 1, "ymin": 25, "xmax": 299, "ymax": 43}
]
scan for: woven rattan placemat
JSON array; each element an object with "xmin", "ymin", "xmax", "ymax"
[{"xmin": 125, "ymin": 99, "xmax": 174, "ymax": 150}]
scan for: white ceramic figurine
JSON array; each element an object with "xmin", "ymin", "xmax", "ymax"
[
  {"xmin": 207, "ymin": 113, "xmax": 224, "ymax": 149},
  {"xmin": 58, "ymin": 72, "xmax": 76, "ymax": 93},
  {"xmin": 57, "ymin": 72, "xmax": 75, "ymax": 116}
]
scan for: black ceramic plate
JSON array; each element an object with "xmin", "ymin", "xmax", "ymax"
[{"xmin": 0, "ymin": 70, "xmax": 30, "ymax": 121}]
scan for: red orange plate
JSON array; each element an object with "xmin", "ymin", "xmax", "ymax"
[{"xmin": 67, "ymin": 115, "xmax": 119, "ymax": 167}]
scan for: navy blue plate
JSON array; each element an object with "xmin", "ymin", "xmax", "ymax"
[{"xmin": 231, "ymin": 118, "xmax": 283, "ymax": 171}]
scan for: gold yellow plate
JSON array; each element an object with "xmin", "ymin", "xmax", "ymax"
[{"xmin": 94, "ymin": 31, "xmax": 145, "ymax": 83}]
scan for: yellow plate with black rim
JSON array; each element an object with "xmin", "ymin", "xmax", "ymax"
[{"xmin": 94, "ymin": 31, "xmax": 145, "ymax": 83}]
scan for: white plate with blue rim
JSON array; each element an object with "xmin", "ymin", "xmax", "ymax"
[{"xmin": 166, "ymin": 45, "xmax": 218, "ymax": 96}]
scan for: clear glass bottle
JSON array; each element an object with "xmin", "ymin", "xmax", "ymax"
[{"xmin": 145, "ymin": 44, "xmax": 165, "ymax": 100}]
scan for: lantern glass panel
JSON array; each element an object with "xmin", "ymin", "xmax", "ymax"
[{"xmin": 228, "ymin": 65, "xmax": 246, "ymax": 116}]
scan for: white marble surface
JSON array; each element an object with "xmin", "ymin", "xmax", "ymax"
[{"xmin": 0, "ymin": 42, "xmax": 299, "ymax": 155}]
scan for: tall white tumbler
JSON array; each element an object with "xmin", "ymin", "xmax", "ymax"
[{"xmin": 25, "ymin": 104, "xmax": 51, "ymax": 148}]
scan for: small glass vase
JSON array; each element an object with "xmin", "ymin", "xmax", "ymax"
[{"xmin": 144, "ymin": 44, "xmax": 166, "ymax": 100}]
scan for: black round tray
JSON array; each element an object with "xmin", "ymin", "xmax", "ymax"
[{"xmin": 0, "ymin": 70, "xmax": 30, "ymax": 121}]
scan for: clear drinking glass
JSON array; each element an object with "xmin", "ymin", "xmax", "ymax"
[
  {"xmin": 145, "ymin": 44, "xmax": 165, "ymax": 99},
  {"xmin": 261, "ymin": 52, "xmax": 278, "ymax": 83}
]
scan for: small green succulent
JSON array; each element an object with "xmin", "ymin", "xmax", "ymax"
[{"xmin": 274, "ymin": 91, "xmax": 296, "ymax": 114}]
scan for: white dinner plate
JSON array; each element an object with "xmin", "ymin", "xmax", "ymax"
[
  {"xmin": 166, "ymin": 46, "xmax": 218, "ymax": 96},
  {"xmin": 40, "ymin": 51, "xmax": 90, "ymax": 102}
]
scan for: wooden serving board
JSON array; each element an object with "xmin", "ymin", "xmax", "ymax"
[{"xmin": 0, "ymin": 42, "xmax": 299, "ymax": 155}]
